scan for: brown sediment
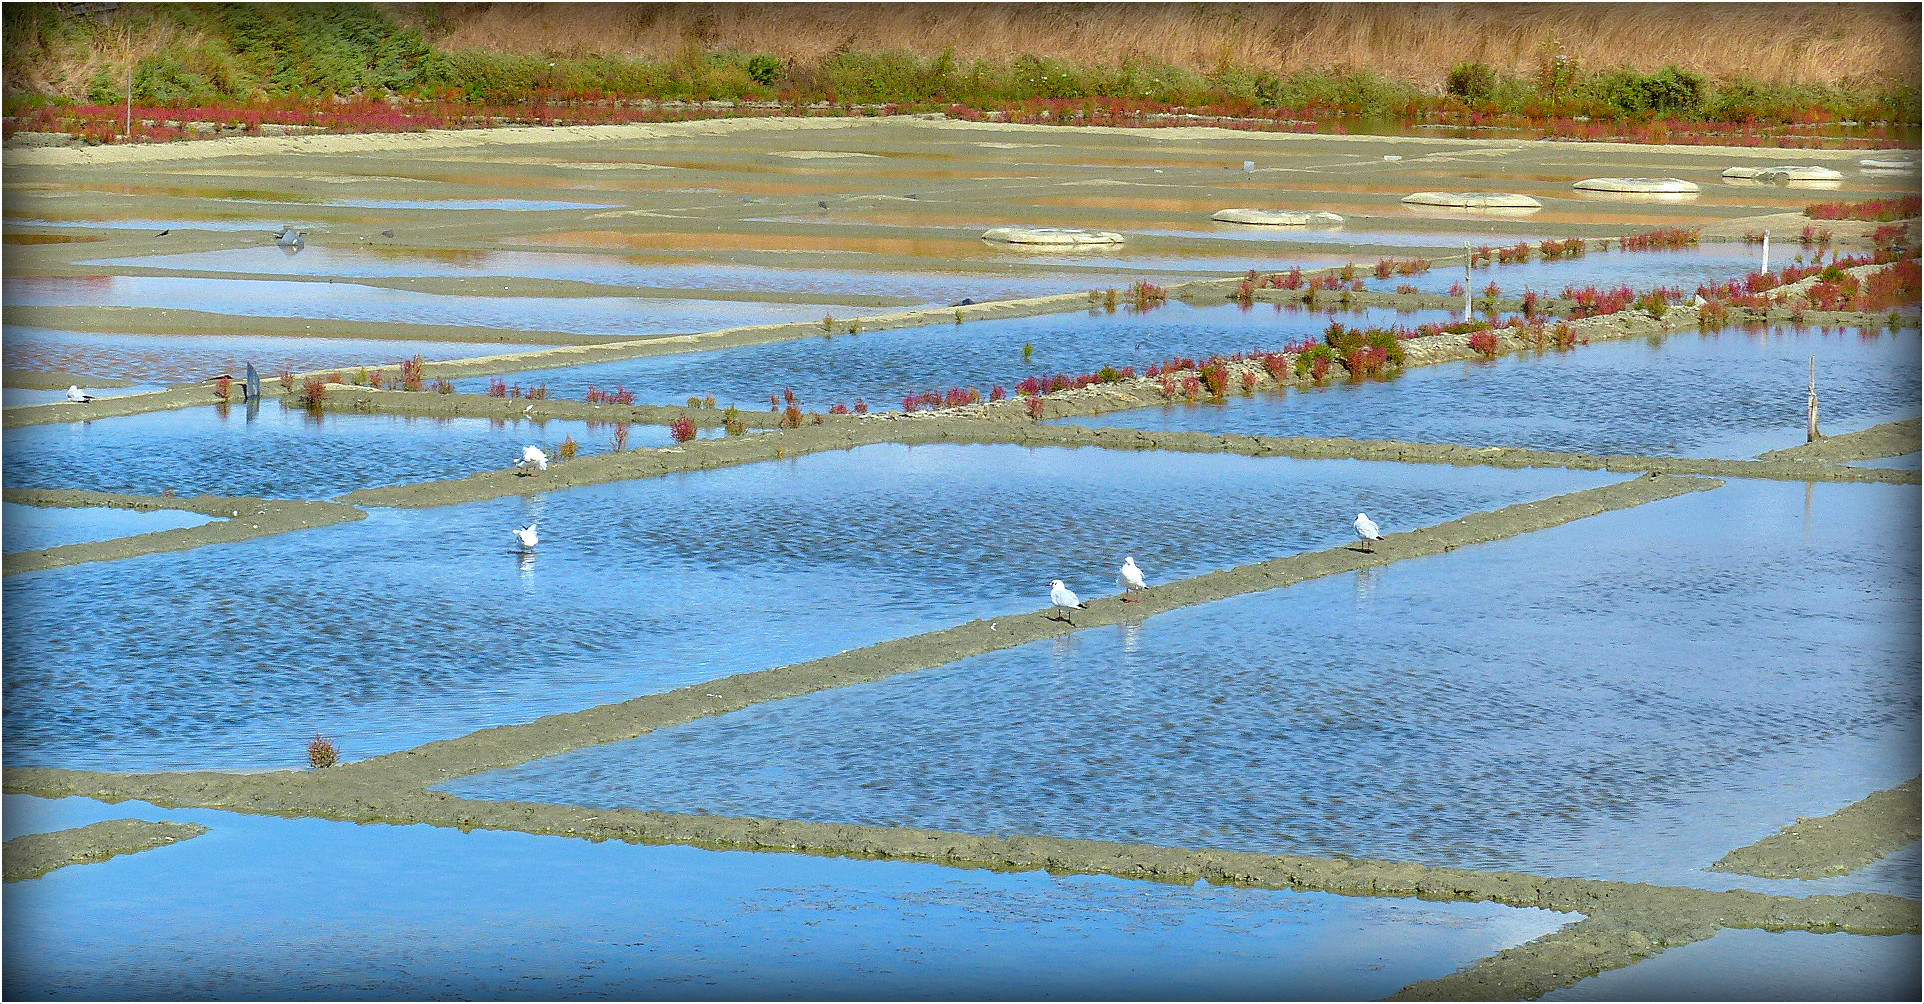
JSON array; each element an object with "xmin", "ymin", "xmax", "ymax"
[
  {"xmin": 1759, "ymin": 418, "xmax": 1922, "ymax": 464},
  {"xmin": 1, "ymin": 488, "xmax": 366, "ymax": 575},
  {"xmin": 1711, "ymin": 777, "xmax": 1923, "ymax": 880},
  {"xmin": 2, "ymin": 818, "xmax": 209, "ymax": 882}
]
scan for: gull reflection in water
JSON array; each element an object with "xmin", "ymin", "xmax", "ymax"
[
  {"xmin": 1354, "ymin": 564, "xmax": 1381, "ymax": 607},
  {"xmin": 518, "ymin": 549, "xmax": 537, "ymax": 587}
]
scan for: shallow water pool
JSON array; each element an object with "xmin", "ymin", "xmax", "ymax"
[
  {"xmin": 445, "ymin": 479, "xmax": 1919, "ymax": 892},
  {"xmin": 2, "ymin": 325, "xmax": 554, "ymax": 385},
  {"xmin": 1541, "ymin": 928, "xmax": 1920, "ymax": 1002},
  {"xmin": 1, "ymin": 502, "xmax": 218, "ymax": 554},
  {"xmin": 2, "ymin": 445, "xmax": 1615, "ymax": 770},
  {"xmin": 1055, "ymin": 325, "xmax": 1920, "ymax": 460},
  {"xmin": 2, "ymin": 404, "xmax": 660, "ymax": 499},
  {"xmin": 2, "ymin": 276, "xmax": 888, "ymax": 336},
  {"xmin": 452, "ymin": 302, "xmax": 1461, "ymax": 408},
  {"xmin": 86, "ymin": 245, "xmax": 1213, "ymax": 307},
  {"xmin": 1, "ymin": 794, "xmax": 1569, "ymax": 1001},
  {"xmin": 1390, "ymin": 246, "xmax": 1765, "ymax": 297}
]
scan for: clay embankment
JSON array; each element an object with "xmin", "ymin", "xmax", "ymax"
[
  {"xmin": 1761, "ymin": 418, "xmax": 1921, "ymax": 464},
  {"xmin": 1713, "ymin": 777, "xmax": 1923, "ymax": 879},
  {"xmin": 2, "ymin": 489, "xmax": 366, "ymax": 576},
  {"xmin": 2, "ymin": 819, "xmax": 208, "ymax": 882}
]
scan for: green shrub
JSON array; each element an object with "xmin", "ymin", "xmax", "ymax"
[
  {"xmin": 745, "ymin": 53, "xmax": 782, "ymax": 86},
  {"xmin": 1446, "ymin": 61, "xmax": 1497, "ymax": 103}
]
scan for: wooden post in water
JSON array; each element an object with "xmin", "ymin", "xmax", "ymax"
[
  {"xmin": 1807, "ymin": 355, "xmax": 1822, "ymax": 442},
  {"xmin": 1762, "ymin": 230, "xmax": 1770, "ymax": 275},
  {"xmin": 1464, "ymin": 243, "xmax": 1473, "ymax": 319}
]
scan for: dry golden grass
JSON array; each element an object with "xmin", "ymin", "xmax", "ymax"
[{"xmin": 387, "ymin": 2, "xmax": 1920, "ymax": 87}]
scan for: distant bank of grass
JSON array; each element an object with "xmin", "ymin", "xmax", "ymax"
[{"xmin": 4, "ymin": 3, "xmax": 1917, "ymax": 148}]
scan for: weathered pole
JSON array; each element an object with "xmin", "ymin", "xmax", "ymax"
[{"xmin": 1807, "ymin": 355, "xmax": 1822, "ymax": 442}]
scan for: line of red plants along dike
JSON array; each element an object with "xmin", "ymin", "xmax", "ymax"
[
  {"xmin": 8, "ymin": 93, "xmax": 1911, "ymax": 150},
  {"xmin": 1805, "ymin": 195, "xmax": 1923, "ymax": 222}
]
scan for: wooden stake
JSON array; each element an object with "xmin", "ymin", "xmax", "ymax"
[{"xmin": 1807, "ymin": 355, "xmax": 1822, "ymax": 442}]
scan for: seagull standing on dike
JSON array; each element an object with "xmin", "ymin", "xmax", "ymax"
[
  {"xmin": 1354, "ymin": 512, "xmax": 1383, "ymax": 553},
  {"xmin": 521, "ymin": 445, "xmax": 549, "ymax": 472},
  {"xmin": 1048, "ymin": 580, "xmax": 1086, "ymax": 625},
  {"xmin": 65, "ymin": 385, "xmax": 93, "ymax": 403},
  {"xmin": 515, "ymin": 523, "xmax": 539, "ymax": 550},
  {"xmin": 1119, "ymin": 557, "xmax": 1147, "ymax": 602}
]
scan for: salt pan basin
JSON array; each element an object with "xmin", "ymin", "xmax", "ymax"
[
  {"xmin": 2, "ymin": 446, "xmax": 1614, "ymax": 771},
  {"xmin": 1572, "ymin": 178, "xmax": 1699, "ymax": 194},
  {"xmin": 444, "ymin": 479, "xmax": 1919, "ymax": 892},
  {"xmin": 1211, "ymin": 209, "xmax": 1345, "ymax": 226},
  {"xmin": 1401, "ymin": 192, "xmax": 1542, "ymax": 209},
  {"xmin": 1, "ymin": 794, "xmax": 1569, "ymax": 1002},
  {"xmin": 980, "ymin": 226, "xmax": 1125, "ymax": 244},
  {"xmin": 2, "ymin": 405, "xmax": 661, "ymax": 500},
  {"xmin": 1057, "ymin": 324, "xmax": 1918, "ymax": 462}
]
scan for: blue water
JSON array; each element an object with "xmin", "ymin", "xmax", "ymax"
[
  {"xmin": 2, "ymin": 276, "xmax": 889, "ymax": 336},
  {"xmin": 2, "ymin": 324, "xmax": 557, "ymax": 384},
  {"xmin": 1393, "ymin": 247, "xmax": 1765, "ymax": 297},
  {"xmin": 1, "ymin": 502, "xmax": 218, "ymax": 554},
  {"xmin": 1, "ymin": 794, "xmax": 1569, "ymax": 1001},
  {"xmin": 451, "ymin": 303, "xmax": 1461, "ymax": 408},
  {"xmin": 445, "ymin": 480, "xmax": 1920, "ymax": 891},
  {"xmin": 1, "ymin": 445, "xmax": 1614, "ymax": 770},
  {"xmin": 1851, "ymin": 452, "xmax": 1922, "ymax": 470},
  {"xmin": 1543, "ymin": 929, "xmax": 1920, "ymax": 1002},
  {"xmin": 2, "ymin": 404, "xmax": 667, "ymax": 499},
  {"xmin": 1056, "ymin": 325, "xmax": 1921, "ymax": 460}
]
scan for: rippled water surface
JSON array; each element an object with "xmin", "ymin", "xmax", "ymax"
[
  {"xmin": 3, "ymin": 326, "xmax": 546, "ymax": 384},
  {"xmin": 2, "ymin": 446, "xmax": 1613, "ymax": 769},
  {"xmin": 1059, "ymin": 325, "xmax": 1920, "ymax": 459},
  {"xmin": 1, "ymin": 794, "xmax": 1566, "ymax": 1001},
  {"xmin": 1542, "ymin": 929, "xmax": 1920, "ymax": 1002},
  {"xmin": 452, "ymin": 303, "xmax": 1460, "ymax": 407},
  {"xmin": 2, "ymin": 276, "xmax": 885, "ymax": 335},
  {"xmin": 1, "ymin": 502, "xmax": 217, "ymax": 554},
  {"xmin": 1389, "ymin": 246, "xmax": 1764, "ymax": 296},
  {"xmin": 2, "ymin": 405, "xmax": 657, "ymax": 499},
  {"xmin": 447, "ymin": 480, "xmax": 1920, "ymax": 890}
]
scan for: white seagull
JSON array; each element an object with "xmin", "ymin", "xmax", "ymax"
[
  {"xmin": 514, "ymin": 523, "xmax": 539, "ymax": 550},
  {"xmin": 65, "ymin": 385, "xmax": 93, "ymax": 403},
  {"xmin": 1048, "ymin": 579, "xmax": 1086, "ymax": 625},
  {"xmin": 1118, "ymin": 556, "xmax": 1147, "ymax": 602},
  {"xmin": 1354, "ymin": 512, "xmax": 1383, "ymax": 552},
  {"xmin": 521, "ymin": 445, "xmax": 549, "ymax": 472}
]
